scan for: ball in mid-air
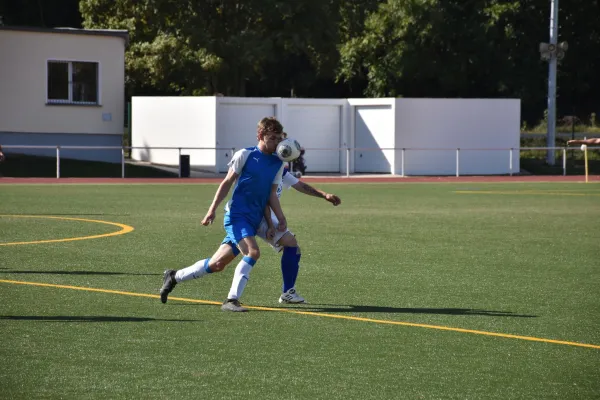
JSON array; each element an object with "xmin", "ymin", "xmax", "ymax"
[
  {"xmin": 581, "ymin": 144, "xmax": 587, "ymax": 151},
  {"xmin": 276, "ymin": 138, "xmax": 302, "ymax": 162}
]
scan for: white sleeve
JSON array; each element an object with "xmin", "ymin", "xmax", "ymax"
[
  {"xmin": 272, "ymin": 164, "xmax": 284, "ymax": 184},
  {"xmin": 227, "ymin": 149, "xmax": 252, "ymax": 174},
  {"xmin": 282, "ymin": 171, "xmax": 299, "ymax": 188}
]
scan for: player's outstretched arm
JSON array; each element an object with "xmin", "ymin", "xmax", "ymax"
[
  {"xmin": 291, "ymin": 181, "xmax": 341, "ymax": 206},
  {"xmin": 567, "ymin": 138, "xmax": 600, "ymax": 146},
  {"xmin": 268, "ymin": 184, "xmax": 287, "ymax": 232},
  {"xmin": 201, "ymin": 169, "xmax": 238, "ymax": 225}
]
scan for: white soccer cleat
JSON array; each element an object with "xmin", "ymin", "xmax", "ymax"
[{"xmin": 279, "ymin": 288, "xmax": 306, "ymax": 304}]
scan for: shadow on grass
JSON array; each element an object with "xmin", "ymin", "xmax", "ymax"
[
  {"xmin": 275, "ymin": 304, "xmax": 537, "ymax": 318},
  {"xmin": 0, "ymin": 315, "xmax": 200, "ymax": 322},
  {"xmin": 1, "ymin": 270, "xmax": 161, "ymax": 276}
]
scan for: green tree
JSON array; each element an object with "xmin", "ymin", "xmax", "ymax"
[
  {"xmin": 553, "ymin": 0, "xmax": 600, "ymax": 122},
  {"xmin": 80, "ymin": 0, "xmax": 340, "ymax": 97},
  {"xmin": 338, "ymin": 0, "xmax": 525, "ymax": 97}
]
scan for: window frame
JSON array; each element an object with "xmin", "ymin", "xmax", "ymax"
[{"xmin": 46, "ymin": 59, "xmax": 102, "ymax": 106}]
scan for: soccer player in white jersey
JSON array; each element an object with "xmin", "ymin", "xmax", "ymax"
[
  {"xmin": 259, "ymin": 163, "xmax": 341, "ymax": 303},
  {"xmin": 223, "ymin": 164, "xmax": 341, "ymax": 303},
  {"xmin": 159, "ymin": 117, "xmax": 287, "ymax": 312}
]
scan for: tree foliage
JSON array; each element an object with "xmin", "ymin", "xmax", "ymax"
[{"xmin": 79, "ymin": 0, "xmax": 340, "ymax": 97}]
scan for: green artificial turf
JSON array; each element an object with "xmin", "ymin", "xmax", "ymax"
[{"xmin": 1, "ymin": 182, "xmax": 599, "ymax": 399}]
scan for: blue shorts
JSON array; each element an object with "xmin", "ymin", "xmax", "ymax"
[{"xmin": 221, "ymin": 219, "xmax": 256, "ymax": 256}]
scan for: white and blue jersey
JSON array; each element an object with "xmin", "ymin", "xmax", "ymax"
[
  {"xmin": 270, "ymin": 168, "xmax": 299, "ymax": 219},
  {"xmin": 224, "ymin": 146, "xmax": 284, "ymax": 232},
  {"xmin": 254, "ymin": 168, "xmax": 299, "ymax": 252}
]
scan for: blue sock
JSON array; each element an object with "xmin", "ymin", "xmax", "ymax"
[{"xmin": 281, "ymin": 247, "xmax": 301, "ymax": 292}]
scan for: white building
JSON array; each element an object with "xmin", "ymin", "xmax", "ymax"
[
  {"xmin": 0, "ymin": 26, "xmax": 128, "ymax": 162},
  {"xmin": 132, "ymin": 96, "xmax": 520, "ymax": 175}
]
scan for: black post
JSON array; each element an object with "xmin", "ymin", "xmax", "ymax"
[
  {"xmin": 571, "ymin": 116, "xmax": 575, "ymax": 141},
  {"xmin": 179, "ymin": 155, "xmax": 190, "ymax": 178}
]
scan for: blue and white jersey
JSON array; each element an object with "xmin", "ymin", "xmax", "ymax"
[
  {"xmin": 224, "ymin": 146, "xmax": 284, "ymax": 229},
  {"xmin": 276, "ymin": 169, "xmax": 300, "ymax": 198}
]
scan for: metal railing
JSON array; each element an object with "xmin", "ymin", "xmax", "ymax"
[{"xmin": 1, "ymin": 145, "xmax": 596, "ymax": 178}]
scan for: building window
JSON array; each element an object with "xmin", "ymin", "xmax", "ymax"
[{"xmin": 47, "ymin": 61, "xmax": 99, "ymax": 105}]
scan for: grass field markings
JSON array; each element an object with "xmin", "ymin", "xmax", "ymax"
[
  {"xmin": 1, "ymin": 279, "xmax": 599, "ymax": 351},
  {"xmin": 0, "ymin": 215, "xmax": 134, "ymax": 246},
  {"xmin": 455, "ymin": 188, "xmax": 600, "ymax": 192},
  {"xmin": 454, "ymin": 190, "xmax": 600, "ymax": 196}
]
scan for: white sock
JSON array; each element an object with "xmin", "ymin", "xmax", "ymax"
[
  {"xmin": 175, "ymin": 258, "xmax": 211, "ymax": 282},
  {"xmin": 227, "ymin": 256, "xmax": 256, "ymax": 300}
]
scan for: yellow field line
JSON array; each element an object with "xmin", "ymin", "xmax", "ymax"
[
  {"xmin": 455, "ymin": 190, "xmax": 600, "ymax": 196},
  {"xmin": 1, "ymin": 279, "xmax": 598, "ymax": 350},
  {"xmin": 0, "ymin": 215, "xmax": 134, "ymax": 246}
]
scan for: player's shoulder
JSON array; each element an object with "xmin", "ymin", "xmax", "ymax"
[
  {"xmin": 229, "ymin": 148, "xmax": 257, "ymax": 172},
  {"xmin": 235, "ymin": 146, "xmax": 256, "ymax": 155},
  {"xmin": 232, "ymin": 147, "xmax": 255, "ymax": 160}
]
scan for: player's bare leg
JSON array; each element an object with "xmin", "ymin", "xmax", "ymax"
[
  {"xmin": 222, "ymin": 237, "xmax": 261, "ymax": 312},
  {"xmin": 160, "ymin": 244, "xmax": 236, "ymax": 304}
]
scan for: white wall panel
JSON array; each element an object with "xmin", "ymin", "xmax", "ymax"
[
  {"xmin": 132, "ymin": 96, "xmax": 520, "ymax": 176},
  {"xmin": 282, "ymin": 102, "xmax": 343, "ymax": 172},
  {"xmin": 216, "ymin": 100, "xmax": 278, "ymax": 172},
  {"xmin": 395, "ymin": 98, "xmax": 520, "ymax": 175},
  {"xmin": 132, "ymin": 96, "xmax": 216, "ymax": 167},
  {"xmin": 354, "ymin": 105, "xmax": 394, "ymax": 173}
]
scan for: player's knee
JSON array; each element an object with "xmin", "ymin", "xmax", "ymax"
[
  {"xmin": 286, "ymin": 236, "xmax": 299, "ymax": 248},
  {"xmin": 208, "ymin": 259, "xmax": 228, "ymax": 272},
  {"xmin": 247, "ymin": 248, "xmax": 260, "ymax": 261},
  {"xmin": 208, "ymin": 245, "xmax": 237, "ymax": 272},
  {"xmin": 278, "ymin": 232, "xmax": 298, "ymax": 248}
]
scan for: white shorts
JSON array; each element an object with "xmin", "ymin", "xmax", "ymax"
[{"xmin": 256, "ymin": 216, "xmax": 293, "ymax": 252}]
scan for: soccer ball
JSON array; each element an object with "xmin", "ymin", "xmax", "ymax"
[{"xmin": 276, "ymin": 138, "xmax": 302, "ymax": 162}]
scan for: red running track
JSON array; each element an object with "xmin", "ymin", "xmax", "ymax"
[{"xmin": 0, "ymin": 176, "xmax": 599, "ymax": 184}]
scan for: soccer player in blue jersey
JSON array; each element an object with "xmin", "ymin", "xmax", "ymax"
[
  {"xmin": 159, "ymin": 117, "xmax": 286, "ymax": 312},
  {"xmin": 217, "ymin": 131, "xmax": 341, "ymax": 304}
]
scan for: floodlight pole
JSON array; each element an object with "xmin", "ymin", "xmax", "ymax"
[{"xmin": 546, "ymin": 0, "xmax": 559, "ymax": 165}]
